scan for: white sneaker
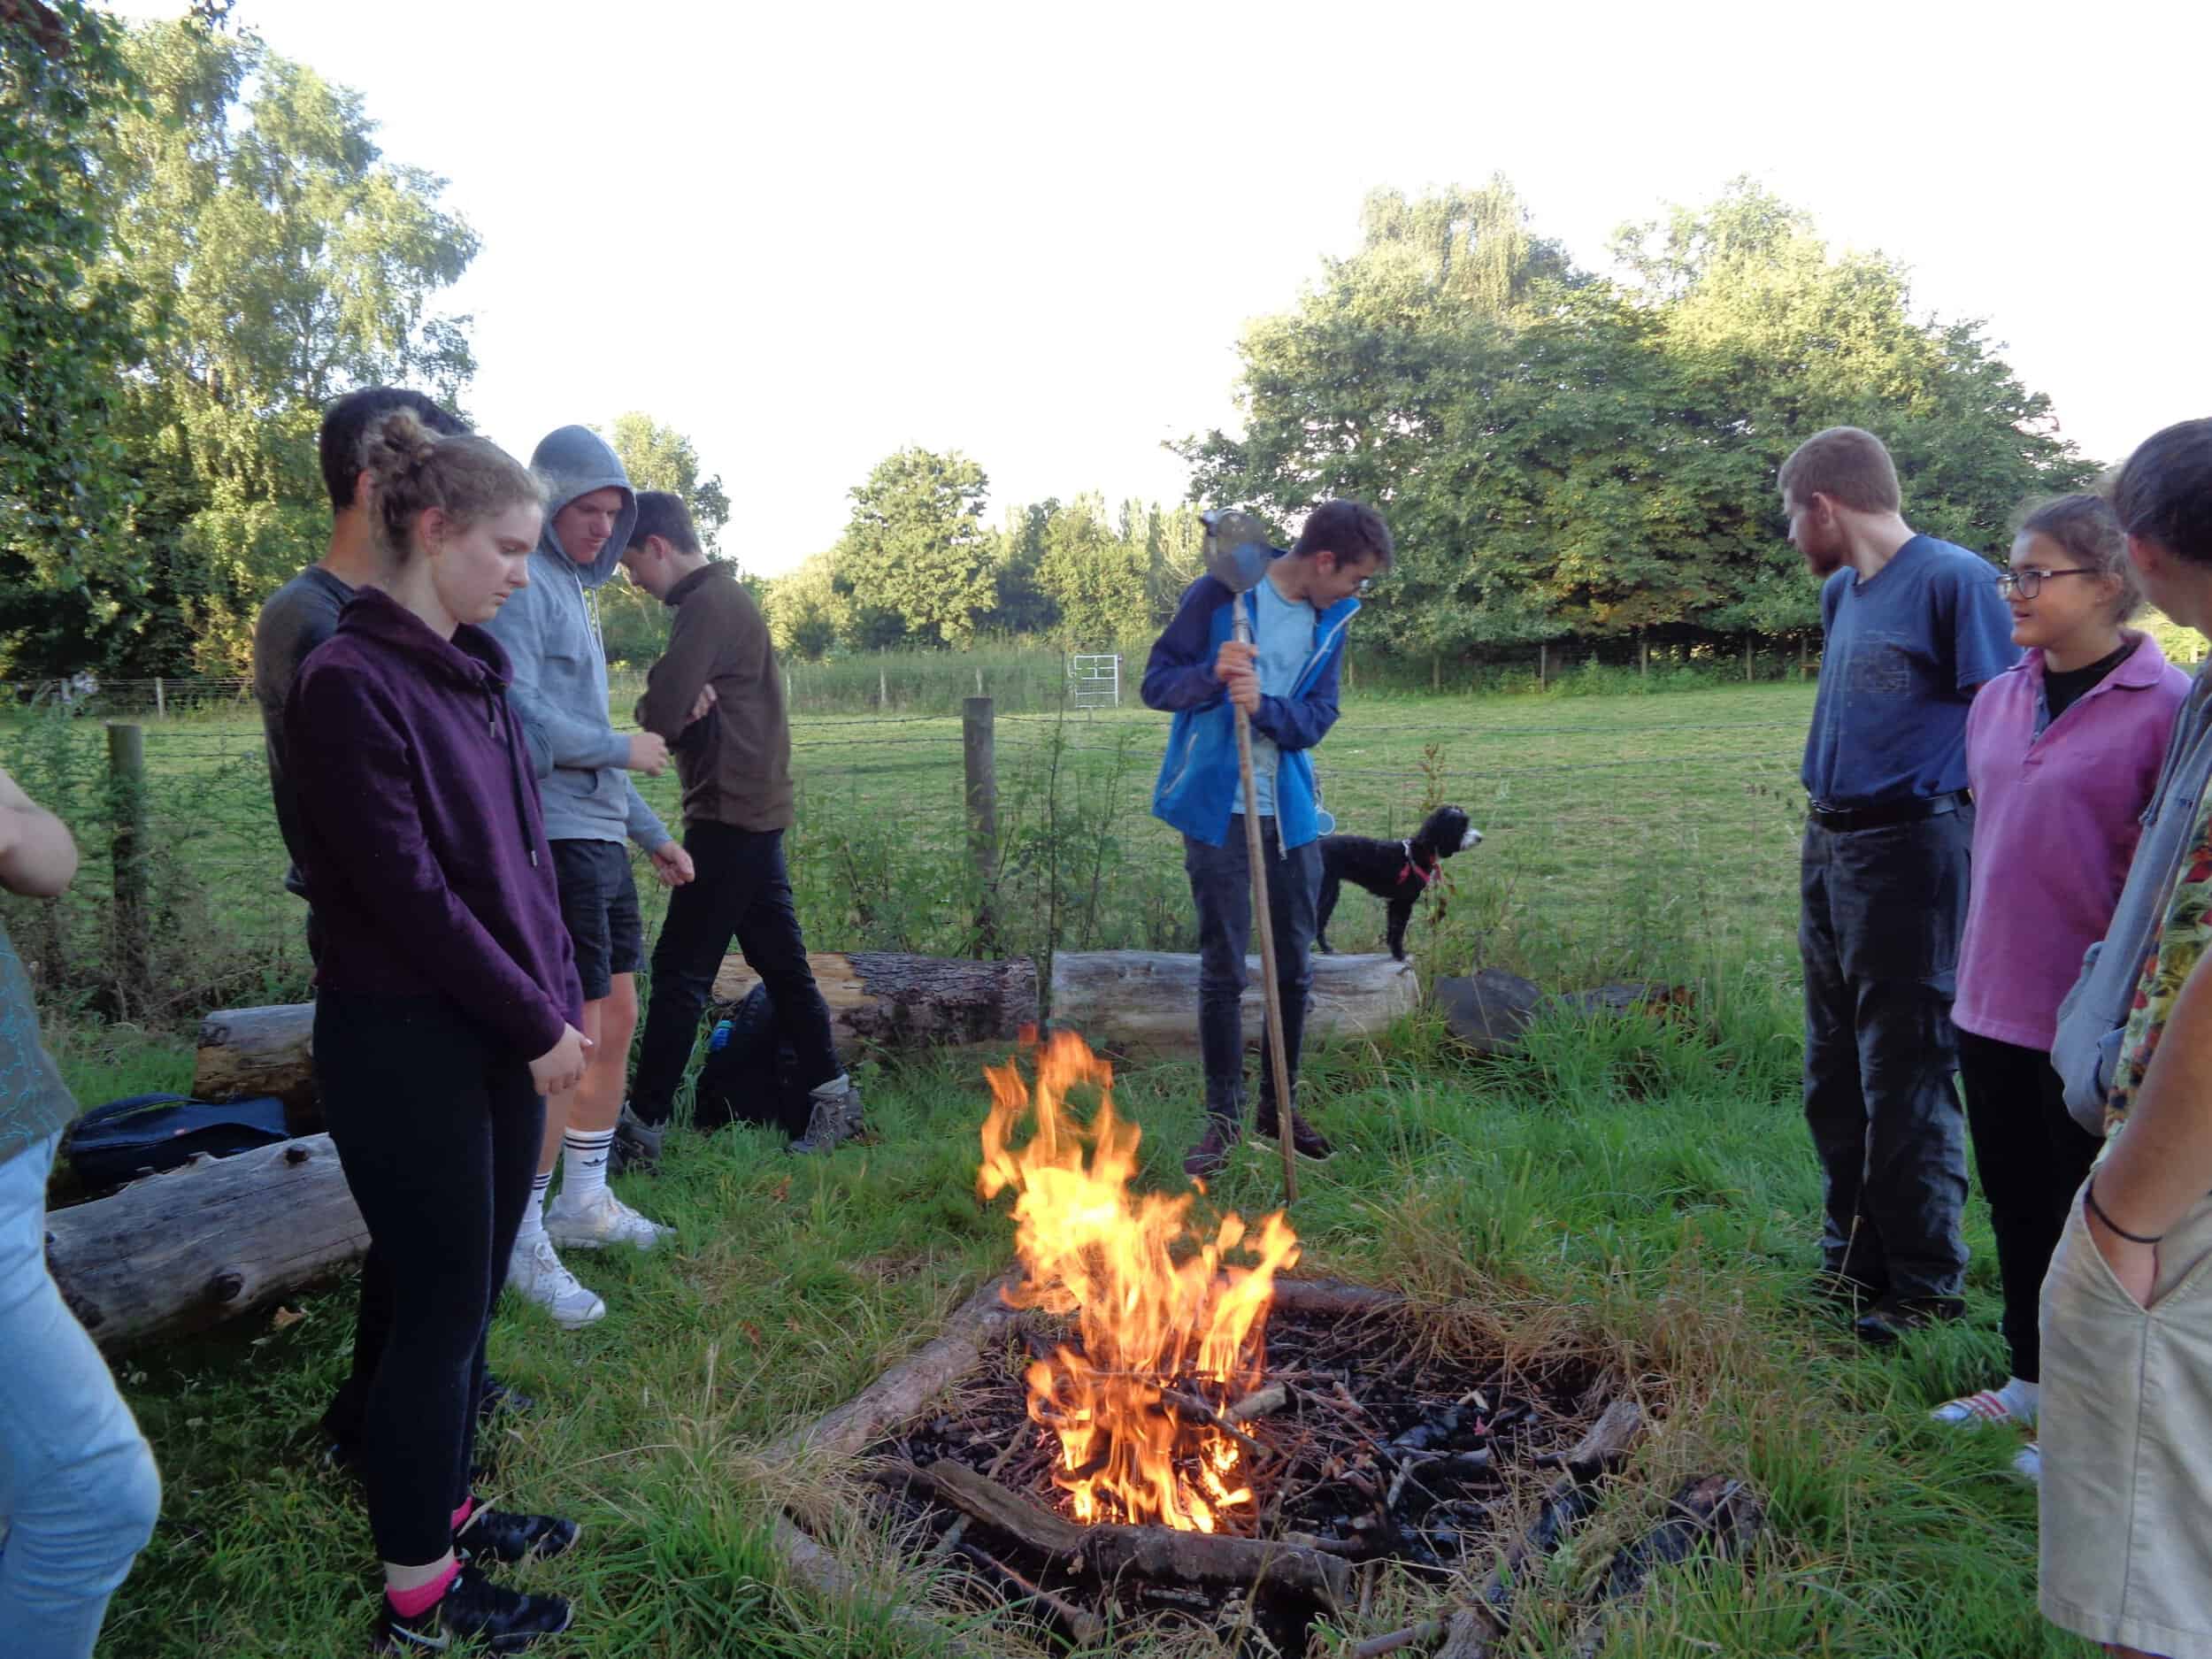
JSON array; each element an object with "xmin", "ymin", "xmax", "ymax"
[
  {"xmin": 543, "ymin": 1186, "xmax": 675, "ymax": 1252},
  {"xmin": 506, "ymin": 1235, "xmax": 606, "ymax": 1328}
]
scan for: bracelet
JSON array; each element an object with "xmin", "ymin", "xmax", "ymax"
[{"xmin": 2085, "ymin": 1178, "xmax": 2165, "ymax": 1246}]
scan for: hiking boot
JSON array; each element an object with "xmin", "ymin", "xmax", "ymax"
[
  {"xmin": 544, "ymin": 1186, "xmax": 674, "ymax": 1252},
  {"xmin": 833, "ymin": 1078, "xmax": 870, "ymax": 1143},
  {"xmin": 376, "ymin": 1562, "xmax": 572, "ymax": 1654},
  {"xmin": 1799, "ymin": 1271, "xmax": 1886, "ymax": 1321},
  {"xmin": 1182, "ymin": 1117, "xmax": 1242, "ymax": 1183},
  {"xmin": 505, "ymin": 1235, "xmax": 606, "ymax": 1329},
  {"xmin": 787, "ymin": 1084, "xmax": 849, "ymax": 1156},
  {"xmin": 457, "ymin": 1502, "xmax": 580, "ymax": 1565},
  {"xmin": 609, "ymin": 1106, "xmax": 664, "ymax": 1177},
  {"xmin": 1854, "ymin": 1294, "xmax": 1966, "ymax": 1347},
  {"xmin": 1255, "ymin": 1102, "xmax": 1334, "ymax": 1161}
]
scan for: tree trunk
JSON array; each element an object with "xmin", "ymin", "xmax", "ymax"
[
  {"xmin": 713, "ymin": 951, "xmax": 1039, "ymax": 1051},
  {"xmin": 1048, "ymin": 951, "xmax": 1417, "ymax": 1055},
  {"xmin": 196, "ymin": 954, "xmax": 1039, "ymax": 1134},
  {"xmin": 45, "ymin": 1133, "xmax": 367, "ymax": 1350}
]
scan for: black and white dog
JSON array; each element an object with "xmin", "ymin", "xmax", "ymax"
[{"xmin": 1316, "ymin": 805, "xmax": 1482, "ymax": 961}]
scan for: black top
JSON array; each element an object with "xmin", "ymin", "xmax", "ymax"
[{"xmin": 2044, "ymin": 639, "xmax": 2134, "ymax": 722}]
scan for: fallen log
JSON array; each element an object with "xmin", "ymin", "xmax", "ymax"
[
  {"xmin": 1049, "ymin": 950, "xmax": 1417, "ymax": 1056},
  {"xmin": 902, "ymin": 1458, "xmax": 1352, "ymax": 1607},
  {"xmin": 44, "ymin": 1133, "xmax": 367, "ymax": 1350},
  {"xmin": 196, "ymin": 953, "xmax": 1038, "ymax": 1134},
  {"xmin": 1433, "ymin": 970, "xmax": 1688, "ymax": 1058},
  {"xmin": 193, "ymin": 1002, "xmax": 316, "ymax": 1133},
  {"xmin": 712, "ymin": 950, "xmax": 1037, "ymax": 1052}
]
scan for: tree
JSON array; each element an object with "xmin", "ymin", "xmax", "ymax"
[
  {"xmin": 609, "ymin": 411, "xmax": 730, "ymax": 555},
  {"xmin": 0, "ymin": 0, "xmax": 149, "ymax": 668},
  {"xmin": 1033, "ymin": 493, "xmax": 1148, "ymax": 648},
  {"xmin": 760, "ymin": 551, "xmax": 844, "ymax": 660},
  {"xmin": 833, "ymin": 448, "xmax": 995, "ymax": 649},
  {"xmin": 74, "ymin": 18, "xmax": 478, "ymax": 674}
]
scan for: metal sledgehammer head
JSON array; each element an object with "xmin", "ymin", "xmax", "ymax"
[{"xmin": 1201, "ymin": 510, "xmax": 1274, "ymax": 595}]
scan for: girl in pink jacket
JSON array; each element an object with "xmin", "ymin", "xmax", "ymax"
[{"xmin": 1938, "ymin": 495, "xmax": 2189, "ymax": 1480}]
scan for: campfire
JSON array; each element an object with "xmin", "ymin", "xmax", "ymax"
[
  {"xmin": 977, "ymin": 1030, "xmax": 1297, "ymax": 1535},
  {"xmin": 775, "ymin": 1032, "xmax": 1763, "ymax": 1655}
]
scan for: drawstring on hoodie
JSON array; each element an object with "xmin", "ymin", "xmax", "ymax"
[{"xmin": 488, "ymin": 689, "xmax": 540, "ymax": 867}]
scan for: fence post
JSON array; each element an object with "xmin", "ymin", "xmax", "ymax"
[
  {"xmin": 1538, "ymin": 641, "xmax": 1548, "ymax": 688},
  {"xmin": 153, "ymin": 676, "xmax": 165, "ymax": 719},
  {"xmin": 964, "ymin": 695, "xmax": 997, "ymax": 953},
  {"xmin": 105, "ymin": 722, "xmax": 150, "ymax": 1009}
]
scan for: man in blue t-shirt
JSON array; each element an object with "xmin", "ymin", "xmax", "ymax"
[{"xmin": 1786, "ymin": 426, "xmax": 2019, "ymax": 1343}]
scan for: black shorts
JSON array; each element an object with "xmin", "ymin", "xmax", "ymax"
[{"xmin": 549, "ymin": 839, "xmax": 643, "ymax": 1002}]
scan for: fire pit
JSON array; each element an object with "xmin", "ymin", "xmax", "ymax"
[{"xmin": 768, "ymin": 1034, "xmax": 1758, "ymax": 1656}]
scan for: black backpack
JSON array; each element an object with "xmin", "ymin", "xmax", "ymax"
[
  {"xmin": 62, "ymin": 1093, "xmax": 291, "ymax": 1194},
  {"xmin": 694, "ymin": 985, "xmax": 811, "ymax": 1138}
]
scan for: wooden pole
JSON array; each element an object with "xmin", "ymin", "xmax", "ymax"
[
  {"xmin": 153, "ymin": 677, "xmax": 165, "ymax": 719},
  {"xmin": 878, "ymin": 665, "xmax": 888, "ymax": 708},
  {"xmin": 1744, "ymin": 635, "xmax": 1753, "ymax": 682},
  {"xmin": 1229, "ymin": 667, "xmax": 1297, "ymax": 1207},
  {"xmin": 105, "ymin": 722, "xmax": 149, "ymax": 1010},
  {"xmin": 964, "ymin": 695, "xmax": 998, "ymax": 954},
  {"xmin": 1538, "ymin": 641, "xmax": 1548, "ymax": 688}
]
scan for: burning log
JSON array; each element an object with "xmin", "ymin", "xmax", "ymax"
[
  {"xmin": 1048, "ymin": 950, "xmax": 1417, "ymax": 1056},
  {"xmin": 901, "ymin": 1458, "xmax": 1353, "ymax": 1607}
]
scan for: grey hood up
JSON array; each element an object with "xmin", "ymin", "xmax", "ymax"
[{"xmin": 481, "ymin": 425, "xmax": 670, "ymax": 850}]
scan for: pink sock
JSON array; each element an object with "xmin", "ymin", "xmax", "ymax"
[
  {"xmin": 385, "ymin": 1557, "xmax": 460, "ymax": 1619},
  {"xmin": 450, "ymin": 1496, "xmax": 474, "ymax": 1532}
]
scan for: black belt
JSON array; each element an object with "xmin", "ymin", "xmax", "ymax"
[{"xmin": 1807, "ymin": 790, "xmax": 1970, "ymax": 833}]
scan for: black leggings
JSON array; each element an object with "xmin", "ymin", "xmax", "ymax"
[
  {"xmin": 315, "ymin": 990, "xmax": 544, "ymax": 1565},
  {"xmin": 1955, "ymin": 1028, "xmax": 2104, "ymax": 1384}
]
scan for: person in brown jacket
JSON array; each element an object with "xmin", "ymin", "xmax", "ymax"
[{"xmin": 616, "ymin": 493, "xmax": 863, "ymax": 1164}]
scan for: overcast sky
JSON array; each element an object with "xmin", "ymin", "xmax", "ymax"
[{"xmin": 110, "ymin": 0, "xmax": 2211, "ymax": 575}]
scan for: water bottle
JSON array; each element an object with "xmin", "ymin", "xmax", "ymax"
[{"xmin": 708, "ymin": 1019, "xmax": 733, "ymax": 1054}]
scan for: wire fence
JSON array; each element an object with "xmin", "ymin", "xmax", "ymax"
[{"xmin": 0, "ymin": 690, "xmax": 1811, "ymax": 1030}]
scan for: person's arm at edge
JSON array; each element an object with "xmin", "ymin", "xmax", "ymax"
[
  {"xmin": 2084, "ymin": 947, "xmax": 2212, "ymax": 1304},
  {"xmin": 634, "ymin": 591, "xmax": 719, "ymax": 743},
  {"xmin": 0, "ymin": 767, "xmax": 77, "ymax": 897}
]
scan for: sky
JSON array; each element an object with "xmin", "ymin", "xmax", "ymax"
[{"xmin": 111, "ymin": 0, "xmax": 2212, "ymax": 577}]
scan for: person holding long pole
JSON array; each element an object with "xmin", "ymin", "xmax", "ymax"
[{"xmin": 1140, "ymin": 502, "xmax": 1393, "ymax": 1186}]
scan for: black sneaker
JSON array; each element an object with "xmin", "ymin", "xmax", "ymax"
[
  {"xmin": 609, "ymin": 1106, "xmax": 664, "ymax": 1177},
  {"xmin": 457, "ymin": 1503, "xmax": 580, "ymax": 1564},
  {"xmin": 1182, "ymin": 1118, "xmax": 1242, "ymax": 1182},
  {"xmin": 1255, "ymin": 1103, "xmax": 1334, "ymax": 1161},
  {"xmin": 377, "ymin": 1563, "xmax": 571, "ymax": 1653},
  {"xmin": 1800, "ymin": 1271, "xmax": 1886, "ymax": 1321},
  {"xmin": 1854, "ymin": 1294, "xmax": 1966, "ymax": 1347},
  {"xmin": 477, "ymin": 1374, "xmax": 534, "ymax": 1425}
]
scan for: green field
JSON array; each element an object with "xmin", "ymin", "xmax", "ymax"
[{"xmin": 30, "ymin": 681, "xmax": 2087, "ymax": 1657}]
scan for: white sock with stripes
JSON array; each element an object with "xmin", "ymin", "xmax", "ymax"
[
  {"xmin": 514, "ymin": 1169, "xmax": 553, "ymax": 1251},
  {"xmin": 560, "ymin": 1128, "xmax": 616, "ymax": 1206}
]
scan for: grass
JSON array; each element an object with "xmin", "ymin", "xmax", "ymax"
[{"xmin": 38, "ymin": 679, "xmax": 2085, "ymax": 1656}]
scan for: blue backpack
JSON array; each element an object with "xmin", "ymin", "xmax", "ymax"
[{"xmin": 62, "ymin": 1093, "xmax": 291, "ymax": 1194}]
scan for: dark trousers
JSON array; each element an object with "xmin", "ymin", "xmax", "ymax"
[
  {"xmin": 631, "ymin": 823, "xmax": 839, "ymax": 1125},
  {"xmin": 315, "ymin": 991, "xmax": 543, "ymax": 1566},
  {"xmin": 1185, "ymin": 816, "xmax": 1321, "ymax": 1125},
  {"xmin": 1955, "ymin": 1029, "xmax": 2103, "ymax": 1383},
  {"xmin": 1800, "ymin": 810, "xmax": 1973, "ymax": 1302}
]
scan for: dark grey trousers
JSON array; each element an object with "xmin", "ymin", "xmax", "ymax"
[
  {"xmin": 1799, "ymin": 808, "xmax": 1973, "ymax": 1302},
  {"xmin": 1185, "ymin": 816, "xmax": 1321, "ymax": 1125}
]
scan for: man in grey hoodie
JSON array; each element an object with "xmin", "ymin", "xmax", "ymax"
[{"xmin": 485, "ymin": 425, "xmax": 690, "ymax": 1329}]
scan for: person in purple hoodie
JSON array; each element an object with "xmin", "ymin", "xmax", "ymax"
[
  {"xmin": 1935, "ymin": 493, "xmax": 2188, "ymax": 1483},
  {"xmin": 287, "ymin": 409, "xmax": 589, "ymax": 1654}
]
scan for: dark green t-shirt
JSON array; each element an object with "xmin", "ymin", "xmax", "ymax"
[{"xmin": 0, "ymin": 917, "xmax": 77, "ymax": 1166}]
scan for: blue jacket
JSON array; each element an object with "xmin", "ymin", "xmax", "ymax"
[{"xmin": 1142, "ymin": 559, "xmax": 1358, "ymax": 850}]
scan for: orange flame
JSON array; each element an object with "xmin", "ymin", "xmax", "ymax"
[{"xmin": 979, "ymin": 1029, "xmax": 1298, "ymax": 1532}]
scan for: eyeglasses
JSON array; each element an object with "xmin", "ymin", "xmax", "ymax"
[{"xmin": 1995, "ymin": 567, "xmax": 2098, "ymax": 599}]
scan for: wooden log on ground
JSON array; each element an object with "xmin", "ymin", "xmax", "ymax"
[
  {"xmin": 712, "ymin": 951, "xmax": 1038, "ymax": 1053},
  {"xmin": 44, "ymin": 1133, "xmax": 366, "ymax": 1350},
  {"xmin": 902, "ymin": 1458, "xmax": 1352, "ymax": 1607},
  {"xmin": 1048, "ymin": 950, "xmax": 1417, "ymax": 1056},
  {"xmin": 193, "ymin": 1002, "xmax": 316, "ymax": 1132}
]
